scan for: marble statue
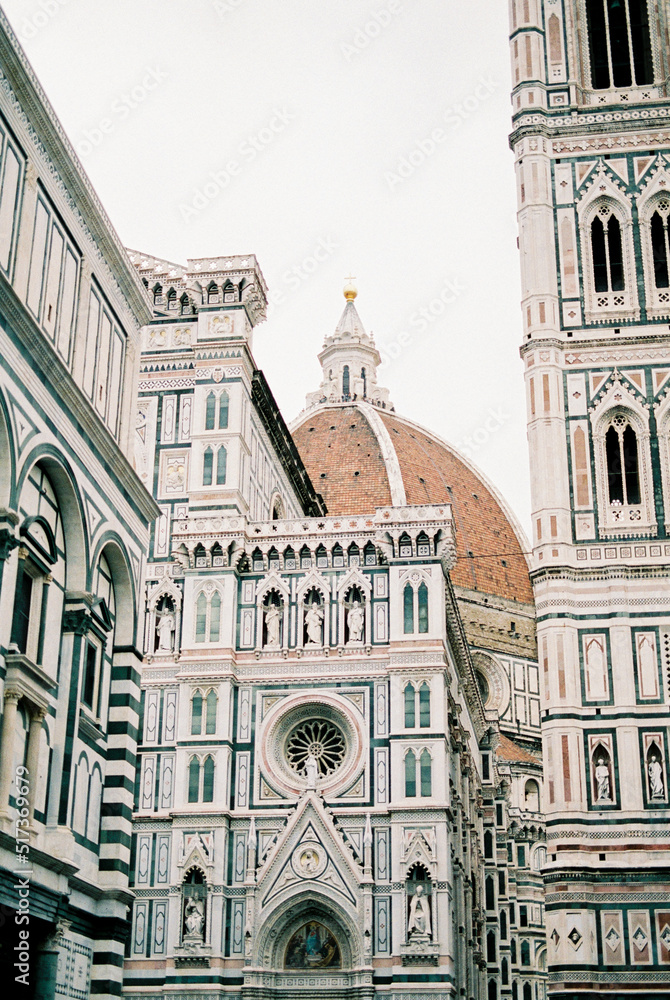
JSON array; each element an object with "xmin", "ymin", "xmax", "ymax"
[
  {"xmin": 156, "ymin": 607, "xmax": 175, "ymax": 652},
  {"xmin": 595, "ymin": 757, "xmax": 611, "ymax": 801},
  {"xmin": 265, "ymin": 604, "xmax": 281, "ymax": 647},
  {"xmin": 347, "ymin": 601, "xmax": 365, "ymax": 642},
  {"xmin": 407, "ymin": 884, "xmax": 431, "ymax": 938},
  {"xmin": 305, "ymin": 604, "xmax": 324, "ymax": 645}
]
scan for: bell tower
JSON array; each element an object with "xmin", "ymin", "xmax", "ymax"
[{"xmin": 509, "ymin": 1, "xmax": 670, "ymax": 997}]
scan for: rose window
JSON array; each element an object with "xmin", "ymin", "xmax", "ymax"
[{"xmin": 286, "ymin": 719, "xmax": 346, "ymax": 777}]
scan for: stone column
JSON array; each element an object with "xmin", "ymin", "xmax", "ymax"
[
  {"xmin": 34, "ymin": 919, "xmax": 70, "ymax": 1000},
  {"xmin": 0, "ymin": 689, "xmax": 21, "ymax": 820},
  {"xmin": 26, "ymin": 707, "xmax": 46, "ymax": 826}
]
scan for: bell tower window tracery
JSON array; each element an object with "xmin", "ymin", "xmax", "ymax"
[
  {"xmin": 650, "ymin": 203, "xmax": 670, "ymax": 289},
  {"xmin": 605, "ymin": 416, "xmax": 641, "ymax": 505},
  {"xmin": 585, "ymin": 0, "xmax": 654, "ymax": 90},
  {"xmin": 591, "ymin": 209, "xmax": 624, "ymax": 293}
]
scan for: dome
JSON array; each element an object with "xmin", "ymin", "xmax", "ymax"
[{"xmin": 292, "ymin": 403, "xmax": 532, "ymax": 605}]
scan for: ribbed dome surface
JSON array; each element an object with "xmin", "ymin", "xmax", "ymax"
[{"xmin": 292, "ymin": 403, "xmax": 533, "ymax": 604}]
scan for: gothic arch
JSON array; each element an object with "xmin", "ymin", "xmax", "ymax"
[
  {"xmin": 637, "ymin": 165, "xmax": 670, "ymax": 318},
  {"xmin": 471, "ymin": 650, "xmax": 510, "ymax": 716},
  {"xmin": 254, "ymin": 890, "xmax": 361, "ymax": 970},
  {"xmin": 90, "ymin": 532, "xmax": 137, "ymax": 647},
  {"xmin": 0, "ymin": 386, "xmax": 15, "ymax": 508}
]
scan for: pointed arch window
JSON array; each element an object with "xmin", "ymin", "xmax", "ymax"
[
  {"xmin": 202, "ymin": 755, "xmax": 215, "ymax": 802},
  {"xmin": 420, "ymin": 749, "xmax": 432, "ymax": 796},
  {"xmin": 216, "ymin": 446, "xmax": 227, "ymax": 485},
  {"xmin": 342, "ymin": 365, "xmax": 350, "ymax": 398},
  {"xmin": 650, "ymin": 203, "xmax": 670, "ymax": 289},
  {"xmin": 586, "ymin": 0, "xmax": 653, "ymax": 90},
  {"xmin": 403, "ymin": 584, "xmax": 414, "ymax": 633},
  {"xmin": 195, "ymin": 589, "xmax": 222, "ymax": 643},
  {"xmin": 591, "ymin": 208, "xmax": 624, "ymax": 292},
  {"xmin": 207, "ymin": 282, "xmax": 220, "ymax": 303},
  {"xmin": 153, "ymin": 284, "xmax": 163, "ymax": 305},
  {"xmin": 205, "ymin": 392, "xmax": 216, "ymax": 430},
  {"xmin": 203, "ymin": 447, "xmax": 213, "ymax": 486},
  {"xmin": 218, "ymin": 391, "xmax": 229, "ymax": 429},
  {"xmin": 191, "ymin": 691, "xmax": 203, "ymax": 734},
  {"xmin": 418, "ymin": 583, "xmax": 429, "ymax": 633},
  {"xmin": 205, "ymin": 691, "xmax": 217, "ymax": 736},
  {"xmin": 419, "ymin": 682, "xmax": 431, "ymax": 727},
  {"xmin": 188, "ymin": 756, "xmax": 200, "ymax": 803},
  {"xmin": 605, "ymin": 416, "xmax": 640, "ymax": 505},
  {"xmin": 167, "ymin": 288, "xmax": 177, "ymax": 310},
  {"xmin": 404, "ymin": 683, "xmax": 416, "ymax": 727},
  {"xmin": 405, "ymin": 750, "xmax": 417, "ymax": 797}
]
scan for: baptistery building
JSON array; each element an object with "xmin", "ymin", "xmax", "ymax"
[{"xmin": 122, "ymin": 258, "xmax": 545, "ymax": 1000}]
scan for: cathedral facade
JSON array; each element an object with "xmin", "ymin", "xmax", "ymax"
[
  {"xmin": 122, "ymin": 259, "xmax": 544, "ymax": 1000},
  {"xmin": 510, "ymin": 0, "xmax": 670, "ymax": 995}
]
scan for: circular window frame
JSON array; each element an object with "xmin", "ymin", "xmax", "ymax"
[{"xmin": 259, "ymin": 691, "xmax": 365, "ymax": 797}]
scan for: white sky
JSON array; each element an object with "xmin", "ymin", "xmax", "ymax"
[{"xmin": 3, "ymin": 0, "xmax": 531, "ymax": 534}]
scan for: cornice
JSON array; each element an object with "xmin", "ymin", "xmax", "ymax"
[
  {"xmin": 0, "ymin": 10, "xmax": 151, "ymax": 327},
  {"xmin": 510, "ymin": 104, "xmax": 670, "ymax": 150},
  {"xmin": 0, "ymin": 271, "xmax": 160, "ymax": 524}
]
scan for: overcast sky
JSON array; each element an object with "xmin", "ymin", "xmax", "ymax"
[{"xmin": 3, "ymin": 0, "xmax": 531, "ymax": 535}]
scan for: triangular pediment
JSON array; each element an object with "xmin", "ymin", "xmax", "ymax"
[{"xmin": 256, "ymin": 794, "xmax": 362, "ymax": 909}]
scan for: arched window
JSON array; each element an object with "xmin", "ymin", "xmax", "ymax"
[
  {"xmin": 207, "ymin": 282, "xmax": 220, "ymax": 303},
  {"xmin": 486, "ymin": 875, "xmax": 495, "ymax": 910},
  {"xmin": 202, "ymin": 756, "xmax": 215, "ymax": 803},
  {"xmin": 219, "ymin": 391, "xmax": 229, "ymax": 429},
  {"xmin": 420, "ymin": 749, "xmax": 432, "ymax": 796},
  {"xmin": 502, "ymin": 957, "xmax": 509, "ymax": 985},
  {"xmin": 205, "ymin": 392, "xmax": 216, "ymax": 430},
  {"xmin": 418, "ymin": 583, "xmax": 429, "ymax": 633},
  {"xmin": 488, "ymin": 980, "xmax": 497, "ymax": 1000},
  {"xmin": 487, "ymin": 930, "xmax": 497, "ymax": 963},
  {"xmin": 605, "ymin": 416, "xmax": 640, "ymax": 505},
  {"xmin": 524, "ymin": 779, "xmax": 540, "ymax": 811},
  {"xmin": 203, "ymin": 447, "xmax": 213, "ymax": 486},
  {"xmin": 167, "ymin": 288, "xmax": 177, "ymax": 310},
  {"xmin": 188, "ymin": 757, "xmax": 200, "ymax": 803},
  {"xmin": 651, "ymin": 205, "xmax": 670, "ymax": 288},
  {"xmin": 586, "ymin": 0, "xmax": 653, "ymax": 90},
  {"xmin": 591, "ymin": 209, "xmax": 624, "ymax": 292},
  {"xmin": 361, "ymin": 367, "xmax": 367, "ymax": 396},
  {"xmin": 484, "ymin": 829, "xmax": 494, "ymax": 859},
  {"xmin": 209, "ymin": 592, "xmax": 221, "ymax": 642},
  {"xmin": 153, "ymin": 284, "xmax": 163, "ymax": 305},
  {"xmin": 205, "ymin": 690, "xmax": 217, "ymax": 734},
  {"xmin": 195, "ymin": 593, "xmax": 207, "ymax": 642},
  {"xmin": 419, "ymin": 682, "xmax": 430, "ymax": 727},
  {"xmin": 342, "ymin": 365, "xmax": 350, "ymax": 397},
  {"xmin": 191, "ymin": 691, "xmax": 203, "ymax": 735},
  {"xmin": 405, "ymin": 750, "xmax": 416, "ymax": 797},
  {"xmin": 511, "ymin": 940, "xmax": 517, "ymax": 966},
  {"xmin": 404, "ymin": 683, "xmax": 416, "ymax": 727},
  {"xmin": 403, "ymin": 584, "xmax": 414, "ymax": 633},
  {"xmin": 179, "ymin": 294, "xmax": 190, "ymax": 315},
  {"xmin": 523, "ymin": 986, "xmax": 532, "ymax": 1000},
  {"xmin": 216, "ymin": 446, "xmax": 227, "ymax": 485},
  {"xmin": 501, "ymin": 909, "xmax": 508, "ymax": 940},
  {"xmin": 521, "ymin": 939, "xmax": 531, "ymax": 966}
]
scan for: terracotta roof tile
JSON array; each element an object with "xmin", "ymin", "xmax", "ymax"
[
  {"xmin": 496, "ymin": 733, "xmax": 539, "ymax": 765},
  {"xmin": 292, "ymin": 404, "xmax": 533, "ymax": 605}
]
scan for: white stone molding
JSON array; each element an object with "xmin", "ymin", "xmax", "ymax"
[
  {"xmin": 577, "ymin": 163, "xmax": 640, "ymax": 324},
  {"xmin": 636, "ymin": 155, "xmax": 670, "ymax": 318},
  {"xmin": 589, "ymin": 372, "xmax": 656, "ymax": 536}
]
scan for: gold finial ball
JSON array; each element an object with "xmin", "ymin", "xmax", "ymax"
[{"xmin": 343, "ymin": 276, "xmax": 357, "ymax": 301}]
